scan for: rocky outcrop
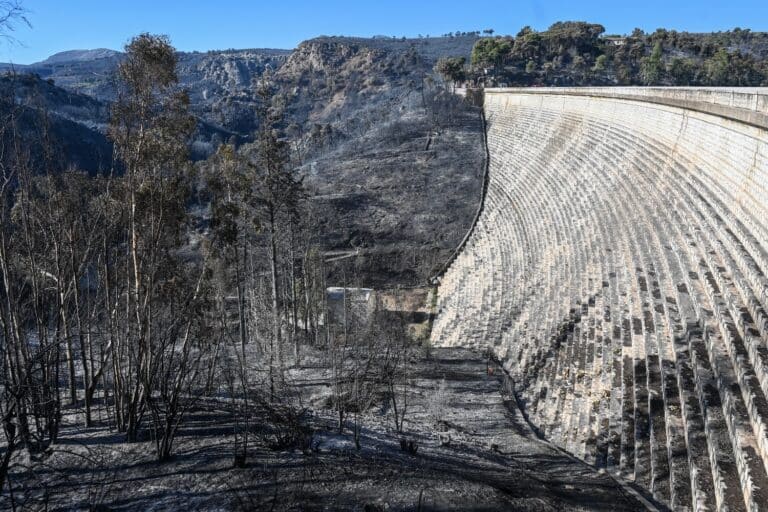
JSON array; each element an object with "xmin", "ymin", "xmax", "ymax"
[
  {"xmin": 260, "ymin": 37, "xmax": 485, "ymax": 286},
  {"xmin": 1, "ymin": 48, "xmax": 289, "ymax": 136}
]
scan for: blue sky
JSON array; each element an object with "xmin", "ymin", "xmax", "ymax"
[{"xmin": 2, "ymin": 0, "xmax": 768, "ymax": 64}]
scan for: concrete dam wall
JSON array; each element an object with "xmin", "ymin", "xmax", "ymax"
[{"xmin": 431, "ymin": 87, "xmax": 768, "ymax": 510}]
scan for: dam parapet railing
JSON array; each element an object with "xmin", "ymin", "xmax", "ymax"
[{"xmin": 486, "ymin": 86, "xmax": 768, "ymax": 129}]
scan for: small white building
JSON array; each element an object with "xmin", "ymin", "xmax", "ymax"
[{"xmin": 326, "ymin": 287, "xmax": 376, "ymax": 328}]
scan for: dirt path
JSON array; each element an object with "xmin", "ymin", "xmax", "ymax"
[{"xmin": 387, "ymin": 347, "xmax": 664, "ymax": 511}]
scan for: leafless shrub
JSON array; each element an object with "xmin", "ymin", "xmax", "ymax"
[{"xmin": 256, "ymin": 400, "xmax": 313, "ymax": 452}]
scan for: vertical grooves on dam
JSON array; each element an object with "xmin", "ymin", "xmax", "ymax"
[{"xmin": 430, "ymin": 87, "xmax": 768, "ymax": 510}]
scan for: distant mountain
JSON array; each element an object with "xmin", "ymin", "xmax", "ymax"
[
  {"xmin": 1, "ymin": 35, "xmax": 484, "ymax": 284},
  {"xmin": 0, "ymin": 35, "xmax": 479, "ymax": 152},
  {"xmin": 1, "ymin": 36, "xmax": 479, "ymax": 137},
  {"xmin": 37, "ymin": 48, "xmax": 122, "ymax": 65},
  {"xmin": 2, "ymin": 47, "xmax": 293, "ymax": 138}
]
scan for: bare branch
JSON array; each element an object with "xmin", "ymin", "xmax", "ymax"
[{"xmin": 0, "ymin": 1, "xmax": 30, "ymax": 44}]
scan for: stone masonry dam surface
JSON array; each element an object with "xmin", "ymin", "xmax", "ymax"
[{"xmin": 431, "ymin": 87, "xmax": 768, "ymax": 511}]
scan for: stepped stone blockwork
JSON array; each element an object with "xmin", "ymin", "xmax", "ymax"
[{"xmin": 431, "ymin": 87, "xmax": 768, "ymax": 510}]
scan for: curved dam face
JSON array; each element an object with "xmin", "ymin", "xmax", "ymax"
[{"xmin": 431, "ymin": 87, "xmax": 768, "ymax": 510}]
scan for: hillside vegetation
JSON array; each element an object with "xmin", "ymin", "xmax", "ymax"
[{"xmin": 437, "ymin": 22, "xmax": 768, "ymax": 87}]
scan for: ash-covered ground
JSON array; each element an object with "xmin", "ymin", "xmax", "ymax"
[{"xmin": 5, "ymin": 348, "xmax": 661, "ymax": 511}]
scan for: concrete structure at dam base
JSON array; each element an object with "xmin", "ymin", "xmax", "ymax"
[{"xmin": 432, "ymin": 87, "xmax": 768, "ymax": 510}]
